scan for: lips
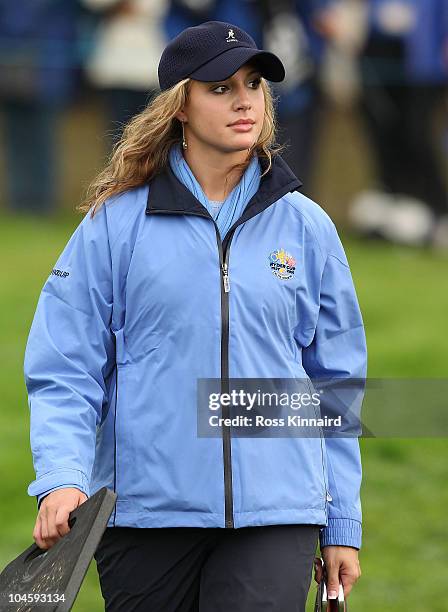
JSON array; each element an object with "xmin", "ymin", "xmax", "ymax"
[{"xmin": 228, "ymin": 119, "xmax": 255, "ymax": 126}]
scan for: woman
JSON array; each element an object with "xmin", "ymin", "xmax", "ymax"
[{"xmin": 25, "ymin": 21, "xmax": 365, "ymax": 611}]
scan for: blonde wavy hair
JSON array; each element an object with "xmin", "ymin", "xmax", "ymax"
[{"xmin": 78, "ymin": 74, "xmax": 284, "ymax": 217}]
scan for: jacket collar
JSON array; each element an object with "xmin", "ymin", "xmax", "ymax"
[{"xmin": 146, "ymin": 153, "xmax": 302, "ymax": 222}]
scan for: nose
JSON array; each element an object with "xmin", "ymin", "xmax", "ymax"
[
  {"xmin": 236, "ymin": 99, "xmax": 251, "ymax": 111},
  {"xmin": 233, "ymin": 85, "xmax": 252, "ymax": 111}
]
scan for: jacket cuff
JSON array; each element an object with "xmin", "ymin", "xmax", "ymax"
[
  {"xmin": 28, "ymin": 469, "xmax": 90, "ymax": 498},
  {"xmin": 319, "ymin": 518, "xmax": 362, "ymax": 550}
]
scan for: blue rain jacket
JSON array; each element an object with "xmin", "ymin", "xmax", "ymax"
[{"xmin": 25, "ymin": 155, "xmax": 367, "ymax": 549}]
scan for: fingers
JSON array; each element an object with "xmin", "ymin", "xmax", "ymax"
[
  {"xmin": 37, "ymin": 505, "xmax": 60, "ymax": 550},
  {"xmin": 313, "ymin": 557, "xmax": 324, "ymax": 584},
  {"xmin": 31, "ymin": 489, "xmax": 89, "ymax": 551},
  {"xmin": 54, "ymin": 506, "xmax": 72, "ymax": 537},
  {"xmin": 321, "ymin": 546, "xmax": 362, "ymax": 600},
  {"xmin": 32, "ymin": 515, "xmax": 47, "ymax": 550},
  {"xmin": 34, "ymin": 511, "xmax": 56, "ymax": 550},
  {"xmin": 325, "ymin": 561, "xmax": 341, "ymax": 600},
  {"xmin": 340, "ymin": 562, "xmax": 362, "ymax": 599},
  {"xmin": 32, "ymin": 489, "xmax": 85, "ymax": 550},
  {"xmin": 341, "ymin": 575, "xmax": 355, "ymax": 598}
]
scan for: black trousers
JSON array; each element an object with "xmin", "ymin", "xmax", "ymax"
[{"xmin": 94, "ymin": 524, "xmax": 320, "ymax": 612}]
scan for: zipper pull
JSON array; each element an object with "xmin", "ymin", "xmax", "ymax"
[
  {"xmin": 222, "ymin": 263, "xmax": 230, "ymax": 293},
  {"xmin": 326, "ymin": 491, "xmax": 333, "ymax": 502}
]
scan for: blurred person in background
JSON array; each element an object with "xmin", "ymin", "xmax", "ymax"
[
  {"xmin": 256, "ymin": 0, "xmax": 332, "ymax": 188},
  {"xmin": 346, "ymin": 0, "xmax": 448, "ymax": 248},
  {"xmin": 80, "ymin": 0, "xmax": 168, "ymax": 148},
  {"xmin": 0, "ymin": 0, "xmax": 82, "ymax": 215}
]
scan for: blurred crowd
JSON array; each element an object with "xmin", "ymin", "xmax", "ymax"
[{"xmin": 0, "ymin": 0, "xmax": 447, "ymax": 248}]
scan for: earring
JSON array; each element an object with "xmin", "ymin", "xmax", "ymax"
[{"xmin": 181, "ymin": 121, "xmax": 188, "ymax": 150}]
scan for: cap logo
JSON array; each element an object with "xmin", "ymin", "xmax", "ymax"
[{"xmin": 226, "ymin": 29, "xmax": 238, "ymax": 43}]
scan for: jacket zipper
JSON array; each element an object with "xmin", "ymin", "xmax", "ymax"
[
  {"xmin": 217, "ymin": 228, "xmax": 234, "ymax": 528},
  {"xmin": 147, "ymin": 208, "xmax": 235, "ymax": 528}
]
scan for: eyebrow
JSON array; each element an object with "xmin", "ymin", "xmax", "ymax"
[{"xmin": 209, "ymin": 70, "xmax": 262, "ymax": 85}]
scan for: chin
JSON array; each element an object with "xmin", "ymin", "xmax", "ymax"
[
  {"xmin": 223, "ymin": 137, "xmax": 257, "ymax": 153},
  {"xmin": 203, "ymin": 133, "xmax": 257, "ymax": 154}
]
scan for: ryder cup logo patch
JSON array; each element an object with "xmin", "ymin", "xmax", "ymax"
[{"xmin": 268, "ymin": 249, "xmax": 296, "ymax": 280}]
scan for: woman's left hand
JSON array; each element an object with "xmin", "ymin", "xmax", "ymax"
[{"xmin": 313, "ymin": 546, "xmax": 361, "ymax": 599}]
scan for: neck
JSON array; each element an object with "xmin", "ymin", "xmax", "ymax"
[{"xmin": 182, "ymin": 139, "xmax": 251, "ymax": 201}]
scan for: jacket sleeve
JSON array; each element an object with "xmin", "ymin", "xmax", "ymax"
[
  {"xmin": 24, "ymin": 204, "xmax": 115, "ymax": 504},
  {"xmin": 302, "ymin": 224, "xmax": 367, "ymax": 550}
]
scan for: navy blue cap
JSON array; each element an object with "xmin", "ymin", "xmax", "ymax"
[{"xmin": 158, "ymin": 21, "xmax": 285, "ymax": 91}]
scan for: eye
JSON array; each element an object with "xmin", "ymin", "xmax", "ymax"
[
  {"xmin": 211, "ymin": 85, "xmax": 228, "ymax": 94},
  {"xmin": 248, "ymin": 77, "xmax": 261, "ymax": 89}
]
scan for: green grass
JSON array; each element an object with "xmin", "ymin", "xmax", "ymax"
[{"xmin": 0, "ymin": 211, "xmax": 447, "ymax": 611}]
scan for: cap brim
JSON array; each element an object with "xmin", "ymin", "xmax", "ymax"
[{"xmin": 188, "ymin": 47, "xmax": 285, "ymax": 84}]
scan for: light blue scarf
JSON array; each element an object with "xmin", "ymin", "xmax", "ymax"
[{"xmin": 168, "ymin": 143, "xmax": 261, "ymax": 239}]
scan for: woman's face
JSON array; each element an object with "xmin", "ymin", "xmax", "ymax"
[{"xmin": 178, "ymin": 62, "xmax": 265, "ymax": 154}]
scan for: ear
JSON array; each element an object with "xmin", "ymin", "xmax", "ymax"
[{"xmin": 175, "ymin": 110, "xmax": 188, "ymax": 123}]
